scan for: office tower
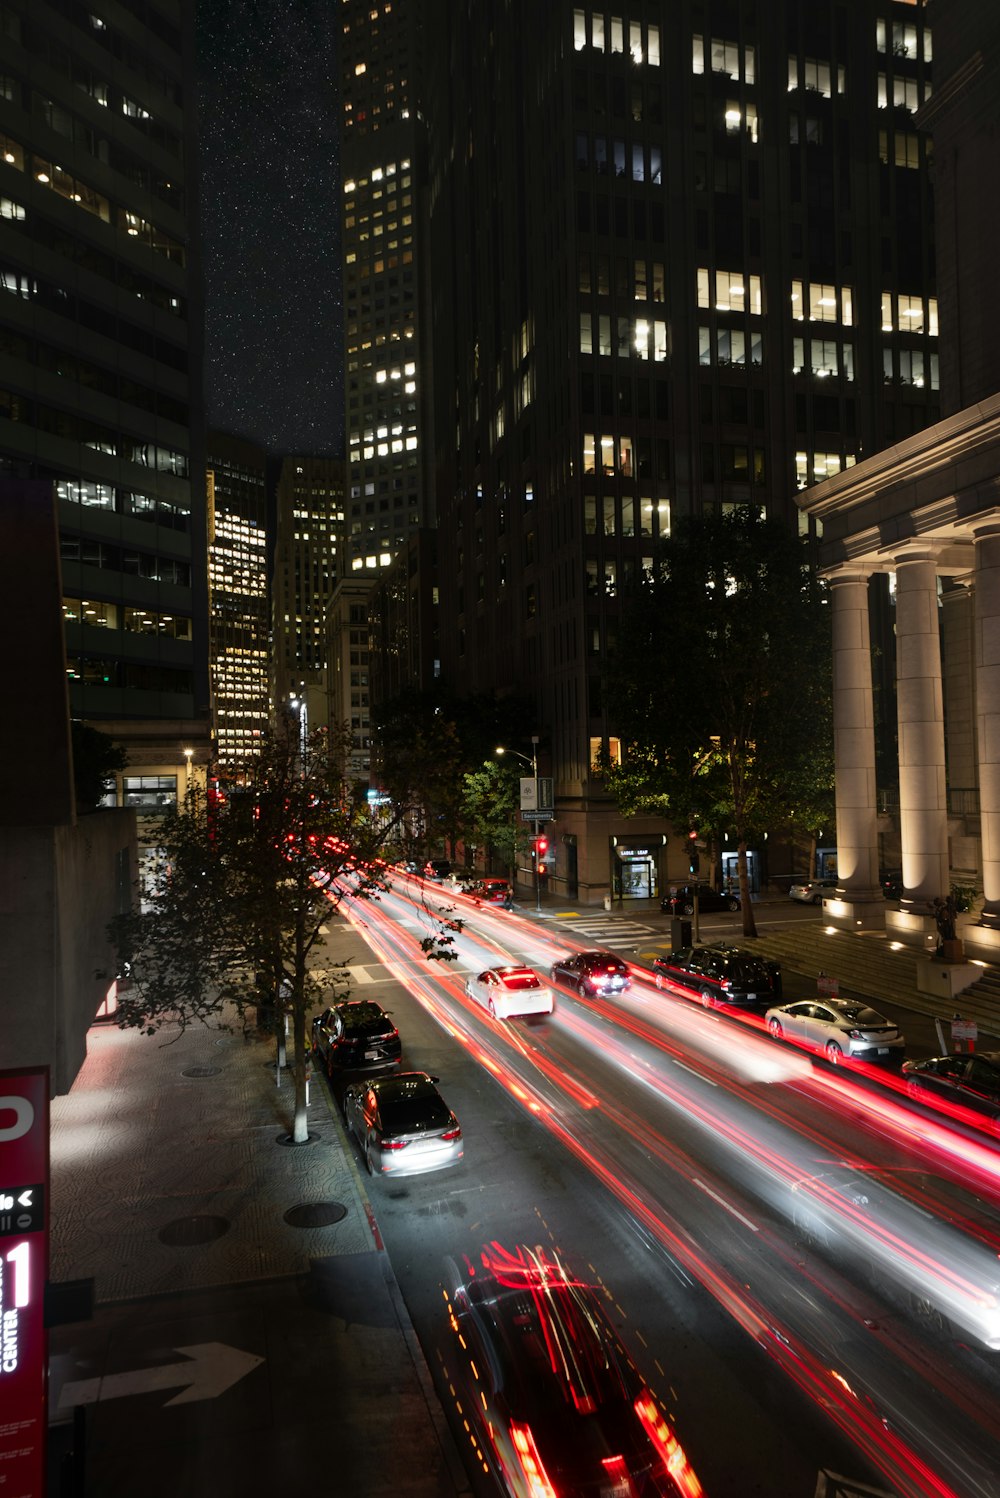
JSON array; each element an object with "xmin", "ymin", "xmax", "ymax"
[
  {"xmin": 272, "ymin": 454, "xmax": 345, "ymax": 726},
  {"xmin": 424, "ymin": 0, "xmax": 938, "ymax": 903},
  {"xmin": 0, "ymin": 0, "xmax": 206, "ymax": 728},
  {"xmin": 339, "ymin": 0, "xmax": 433, "ymax": 578},
  {"xmin": 326, "ymin": 578, "xmax": 375, "ymax": 783},
  {"xmin": 205, "ymin": 432, "xmax": 269, "ymax": 773}
]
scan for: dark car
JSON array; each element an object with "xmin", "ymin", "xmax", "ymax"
[
  {"xmin": 901, "ymin": 1052, "xmax": 1000, "ymax": 1126},
  {"xmin": 651, "ymin": 943, "xmax": 780, "ymax": 1007},
  {"xmin": 660, "ymin": 882, "xmax": 740, "ymax": 915},
  {"xmin": 311, "ymin": 999, "xmax": 401, "ymax": 1078},
  {"xmin": 446, "ymin": 1243, "xmax": 706, "ymax": 1498},
  {"xmin": 343, "ymin": 1071, "xmax": 463, "ymax": 1178},
  {"xmin": 550, "ymin": 949, "xmax": 632, "ymax": 997},
  {"xmin": 423, "ymin": 858, "xmax": 451, "ymax": 881}
]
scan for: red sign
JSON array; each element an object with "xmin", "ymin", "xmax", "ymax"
[{"xmin": 0, "ymin": 1068, "xmax": 49, "ymax": 1498}]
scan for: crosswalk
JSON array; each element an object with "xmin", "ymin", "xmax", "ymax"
[{"xmin": 547, "ymin": 912, "xmax": 660, "ymax": 945}]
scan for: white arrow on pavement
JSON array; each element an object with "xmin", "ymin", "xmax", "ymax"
[{"xmin": 57, "ymin": 1342, "xmax": 264, "ymax": 1410}]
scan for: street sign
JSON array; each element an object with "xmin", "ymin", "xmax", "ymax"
[
  {"xmin": 519, "ymin": 777, "xmax": 554, "ymax": 813},
  {"xmin": 818, "ymin": 974, "xmax": 839, "ymax": 997},
  {"xmin": 0, "ymin": 1067, "xmax": 49, "ymax": 1498}
]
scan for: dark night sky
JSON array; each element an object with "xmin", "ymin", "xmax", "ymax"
[{"xmin": 197, "ymin": 0, "xmax": 343, "ymax": 456}]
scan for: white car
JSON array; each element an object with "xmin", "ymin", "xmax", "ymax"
[
  {"xmin": 465, "ymin": 965, "xmax": 554, "ymax": 1019},
  {"xmin": 765, "ymin": 997, "xmax": 905, "ymax": 1063},
  {"xmin": 788, "ymin": 877, "xmax": 838, "ymax": 904}
]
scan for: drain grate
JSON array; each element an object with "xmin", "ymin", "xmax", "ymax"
[
  {"xmin": 158, "ymin": 1214, "xmax": 230, "ymax": 1247},
  {"xmin": 181, "ymin": 1066, "xmax": 222, "ymax": 1078},
  {"xmin": 284, "ymin": 1201, "xmax": 348, "ymax": 1229}
]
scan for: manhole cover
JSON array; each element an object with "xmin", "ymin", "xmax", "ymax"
[
  {"xmin": 284, "ymin": 1201, "xmax": 348, "ymax": 1229},
  {"xmin": 158, "ymin": 1215, "xmax": 230, "ymax": 1247},
  {"xmin": 181, "ymin": 1066, "xmax": 222, "ymax": 1078}
]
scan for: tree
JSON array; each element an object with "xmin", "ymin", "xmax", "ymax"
[
  {"xmin": 373, "ymin": 684, "xmax": 536, "ymax": 859},
  {"xmin": 105, "ymin": 726, "xmax": 460, "ymax": 1144},
  {"xmin": 461, "ymin": 760, "xmax": 525, "ymax": 879},
  {"xmin": 602, "ymin": 511, "xmax": 832, "ymax": 937},
  {"xmin": 71, "ymin": 720, "xmax": 127, "ymax": 812}
]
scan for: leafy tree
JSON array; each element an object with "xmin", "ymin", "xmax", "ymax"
[
  {"xmin": 373, "ymin": 684, "xmax": 536, "ymax": 859},
  {"xmin": 71, "ymin": 720, "xmax": 127, "ymax": 812},
  {"xmin": 105, "ymin": 726, "xmax": 460, "ymax": 1143},
  {"xmin": 602, "ymin": 511, "xmax": 832, "ymax": 937},
  {"xmin": 461, "ymin": 760, "xmax": 525, "ymax": 879}
]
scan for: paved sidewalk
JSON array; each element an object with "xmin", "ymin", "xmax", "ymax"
[{"xmin": 46, "ymin": 971, "xmax": 469, "ymax": 1497}]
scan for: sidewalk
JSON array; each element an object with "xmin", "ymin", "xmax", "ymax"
[{"xmin": 46, "ymin": 972, "xmax": 469, "ymax": 1497}]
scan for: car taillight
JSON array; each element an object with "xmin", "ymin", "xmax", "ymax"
[
  {"xmin": 441, "ymin": 1124, "xmax": 462, "ymax": 1141},
  {"xmin": 379, "ymin": 1138, "xmax": 409, "ymax": 1151},
  {"xmin": 509, "ymin": 1422, "xmax": 558, "ymax": 1498},
  {"xmin": 601, "ymin": 1455, "xmax": 638, "ymax": 1497},
  {"xmin": 634, "ymin": 1393, "xmax": 705, "ymax": 1498}
]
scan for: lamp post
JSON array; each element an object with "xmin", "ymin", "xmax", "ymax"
[{"xmin": 496, "ymin": 737, "xmax": 542, "ymax": 911}]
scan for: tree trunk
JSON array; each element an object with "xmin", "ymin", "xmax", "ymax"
[
  {"xmin": 290, "ymin": 911, "xmax": 309, "ymax": 1144},
  {"xmin": 737, "ymin": 839, "xmax": 758, "ymax": 938}
]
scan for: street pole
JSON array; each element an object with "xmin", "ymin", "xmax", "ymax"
[{"xmin": 532, "ymin": 735, "xmax": 540, "ymax": 912}]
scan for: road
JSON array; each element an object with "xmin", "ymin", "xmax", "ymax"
[{"xmin": 328, "ymin": 876, "xmax": 1000, "ymax": 1498}]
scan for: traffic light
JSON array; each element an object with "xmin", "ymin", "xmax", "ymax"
[
  {"xmin": 687, "ymin": 824, "xmax": 699, "ymax": 875},
  {"xmin": 535, "ymin": 835, "xmax": 549, "ymax": 877}
]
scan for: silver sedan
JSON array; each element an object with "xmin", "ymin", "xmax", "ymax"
[
  {"xmin": 343, "ymin": 1071, "xmax": 463, "ymax": 1178},
  {"xmin": 765, "ymin": 998, "xmax": 905, "ymax": 1063}
]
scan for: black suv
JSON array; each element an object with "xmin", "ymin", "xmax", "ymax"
[
  {"xmin": 660, "ymin": 883, "xmax": 740, "ymax": 915},
  {"xmin": 311, "ymin": 1000, "xmax": 401, "ymax": 1078},
  {"xmin": 651, "ymin": 944, "xmax": 781, "ymax": 1007},
  {"xmin": 550, "ymin": 949, "xmax": 632, "ymax": 996}
]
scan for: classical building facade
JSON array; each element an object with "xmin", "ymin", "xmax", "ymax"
[{"xmin": 799, "ymin": 0, "xmax": 1000, "ymax": 958}]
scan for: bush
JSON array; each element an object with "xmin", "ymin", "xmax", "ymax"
[{"xmin": 951, "ymin": 883, "xmax": 980, "ymax": 914}]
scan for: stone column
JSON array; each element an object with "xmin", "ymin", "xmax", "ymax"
[
  {"xmin": 973, "ymin": 521, "xmax": 1000, "ymax": 928},
  {"xmin": 894, "ymin": 547, "xmax": 949, "ymax": 910},
  {"xmin": 828, "ymin": 568, "xmax": 881, "ymax": 901}
]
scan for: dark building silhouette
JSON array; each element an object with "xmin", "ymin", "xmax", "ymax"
[{"xmin": 423, "ymin": 0, "xmax": 938, "ymax": 901}]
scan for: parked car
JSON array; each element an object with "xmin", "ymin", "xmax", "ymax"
[
  {"xmin": 660, "ymin": 883, "xmax": 740, "ymax": 915},
  {"xmin": 765, "ymin": 997, "xmax": 904, "ymax": 1064},
  {"xmin": 550, "ymin": 949, "xmax": 632, "ymax": 997},
  {"xmin": 881, "ymin": 870, "xmax": 903, "ymax": 901},
  {"xmin": 788, "ymin": 877, "xmax": 838, "ymax": 904},
  {"xmin": 447, "ymin": 1243, "xmax": 706, "ymax": 1498},
  {"xmin": 469, "ymin": 877, "xmax": 511, "ymax": 904},
  {"xmin": 343, "ymin": 1071, "xmax": 463, "ymax": 1178},
  {"xmin": 651, "ymin": 944, "xmax": 780, "ymax": 1007},
  {"xmin": 423, "ymin": 858, "xmax": 451, "ymax": 881},
  {"xmin": 465, "ymin": 965, "xmax": 554, "ymax": 1019},
  {"xmin": 311, "ymin": 1000, "xmax": 401, "ymax": 1077},
  {"xmin": 789, "ymin": 1165, "xmax": 1000, "ymax": 1350},
  {"xmin": 901, "ymin": 1052, "xmax": 1000, "ymax": 1125}
]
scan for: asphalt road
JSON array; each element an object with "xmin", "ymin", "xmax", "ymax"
[{"xmin": 328, "ymin": 882, "xmax": 1000, "ymax": 1498}]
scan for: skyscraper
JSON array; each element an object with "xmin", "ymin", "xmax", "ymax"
[
  {"xmin": 339, "ymin": 0, "xmax": 433, "ymax": 579},
  {"xmin": 205, "ymin": 431, "xmax": 269, "ymax": 772},
  {"xmin": 0, "ymin": 0, "xmax": 206, "ymax": 727},
  {"xmin": 272, "ymin": 454, "xmax": 345, "ymax": 727},
  {"xmin": 424, "ymin": 0, "xmax": 938, "ymax": 903}
]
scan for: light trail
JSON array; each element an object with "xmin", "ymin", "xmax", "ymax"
[{"xmin": 335, "ymin": 886, "xmax": 1000, "ymax": 1495}]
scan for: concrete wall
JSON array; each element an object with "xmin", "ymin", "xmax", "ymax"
[{"xmin": 0, "ymin": 810, "xmax": 136, "ymax": 1094}]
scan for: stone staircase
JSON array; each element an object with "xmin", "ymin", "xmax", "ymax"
[{"xmin": 747, "ymin": 924, "xmax": 1000, "ymax": 1043}]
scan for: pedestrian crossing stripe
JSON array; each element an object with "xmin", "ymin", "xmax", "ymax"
[{"xmin": 555, "ymin": 918, "xmax": 658, "ymax": 939}]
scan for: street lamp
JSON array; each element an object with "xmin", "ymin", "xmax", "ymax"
[{"xmin": 496, "ymin": 738, "xmax": 542, "ymax": 911}]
